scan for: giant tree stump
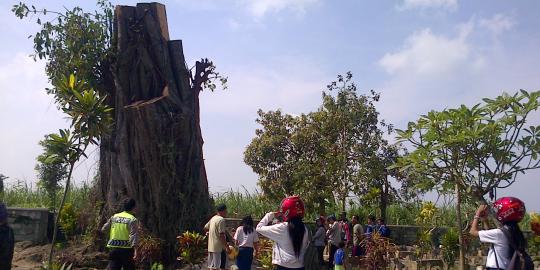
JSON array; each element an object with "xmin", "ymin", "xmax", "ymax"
[{"xmin": 98, "ymin": 3, "xmax": 212, "ymax": 264}]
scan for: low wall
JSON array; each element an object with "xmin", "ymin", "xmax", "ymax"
[{"xmin": 6, "ymin": 207, "xmax": 49, "ymax": 244}]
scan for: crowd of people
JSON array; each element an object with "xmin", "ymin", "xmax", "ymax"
[
  {"xmin": 0, "ymin": 195, "xmax": 533, "ymax": 270},
  {"xmin": 204, "ymin": 197, "xmax": 393, "ymax": 270},
  {"xmin": 204, "ymin": 195, "xmax": 533, "ymax": 270}
]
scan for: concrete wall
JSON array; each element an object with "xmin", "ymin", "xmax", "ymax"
[{"xmin": 7, "ymin": 207, "xmax": 49, "ymax": 244}]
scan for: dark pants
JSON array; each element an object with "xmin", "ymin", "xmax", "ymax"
[
  {"xmin": 329, "ymin": 244, "xmax": 338, "ymax": 267},
  {"xmin": 316, "ymin": 245, "xmax": 325, "ymax": 265},
  {"xmin": 108, "ymin": 248, "xmax": 135, "ymax": 270},
  {"xmin": 352, "ymin": 245, "xmax": 364, "ymax": 256},
  {"xmin": 236, "ymin": 247, "xmax": 254, "ymax": 270},
  {"xmin": 221, "ymin": 250, "xmax": 227, "ymax": 269},
  {"xmin": 276, "ymin": 266, "xmax": 304, "ymax": 270}
]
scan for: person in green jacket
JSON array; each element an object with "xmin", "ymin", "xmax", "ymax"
[
  {"xmin": 0, "ymin": 203, "xmax": 14, "ymax": 270},
  {"xmin": 102, "ymin": 198, "xmax": 139, "ymax": 270}
]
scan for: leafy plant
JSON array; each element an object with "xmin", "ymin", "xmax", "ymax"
[
  {"xmin": 58, "ymin": 203, "xmax": 77, "ymax": 236},
  {"xmin": 361, "ymin": 233, "xmax": 397, "ymax": 270},
  {"xmin": 176, "ymin": 231, "xmax": 207, "ymax": 269},
  {"xmin": 256, "ymin": 238, "xmax": 274, "ymax": 270},
  {"xmin": 136, "ymin": 227, "xmax": 164, "ymax": 267},
  {"xmin": 440, "ymin": 228, "xmax": 459, "ymax": 268}
]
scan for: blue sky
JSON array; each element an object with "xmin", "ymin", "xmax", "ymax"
[{"xmin": 0, "ymin": 0, "xmax": 539, "ymax": 211}]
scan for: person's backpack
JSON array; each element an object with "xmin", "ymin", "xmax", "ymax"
[{"xmin": 496, "ymin": 226, "xmax": 534, "ymax": 270}]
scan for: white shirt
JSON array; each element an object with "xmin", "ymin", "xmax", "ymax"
[
  {"xmin": 234, "ymin": 226, "xmax": 259, "ymax": 248},
  {"xmin": 479, "ymin": 228, "xmax": 510, "ymax": 269},
  {"xmin": 326, "ymin": 222, "xmax": 342, "ymax": 246},
  {"xmin": 256, "ymin": 212, "xmax": 309, "ymax": 269}
]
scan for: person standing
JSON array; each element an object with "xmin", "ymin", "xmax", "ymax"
[
  {"xmin": 256, "ymin": 196, "xmax": 309, "ymax": 270},
  {"xmin": 101, "ymin": 198, "xmax": 139, "ymax": 270},
  {"xmin": 339, "ymin": 212, "xmax": 351, "ymax": 247},
  {"xmin": 469, "ymin": 197, "xmax": 533, "ymax": 270},
  {"xmin": 234, "ymin": 215, "xmax": 259, "ymax": 270},
  {"xmin": 312, "ymin": 217, "xmax": 326, "ymax": 266},
  {"xmin": 364, "ymin": 215, "xmax": 376, "ymax": 236},
  {"xmin": 326, "ymin": 215, "xmax": 342, "ymax": 267},
  {"xmin": 334, "ymin": 242, "xmax": 346, "ymax": 270},
  {"xmin": 0, "ymin": 203, "xmax": 14, "ymax": 270},
  {"xmin": 204, "ymin": 204, "xmax": 230, "ymax": 270},
  {"xmin": 376, "ymin": 218, "xmax": 390, "ymax": 237},
  {"xmin": 351, "ymin": 215, "xmax": 363, "ymax": 257}
]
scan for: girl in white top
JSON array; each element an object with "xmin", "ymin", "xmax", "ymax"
[
  {"xmin": 234, "ymin": 215, "xmax": 259, "ymax": 270},
  {"xmin": 469, "ymin": 197, "xmax": 528, "ymax": 270},
  {"xmin": 256, "ymin": 196, "xmax": 309, "ymax": 270}
]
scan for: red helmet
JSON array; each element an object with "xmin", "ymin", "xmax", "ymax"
[
  {"xmin": 493, "ymin": 197, "xmax": 526, "ymax": 223},
  {"xmin": 280, "ymin": 196, "xmax": 305, "ymax": 221}
]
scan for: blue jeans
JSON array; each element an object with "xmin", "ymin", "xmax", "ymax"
[{"xmin": 236, "ymin": 247, "xmax": 254, "ymax": 270}]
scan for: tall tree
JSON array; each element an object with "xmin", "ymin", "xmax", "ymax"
[
  {"xmin": 394, "ymin": 90, "xmax": 540, "ymax": 270},
  {"xmin": 244, "ymin": 110, "xmax": 334, "ymax": 213},
  {"xmin": 319, "ymin": 72, "xmax": 382, "ymax": 211},
  {"xmin": 14, "ymin": 2, "xmax": 225, "ymax": 265},
  {"xmin": 245, "ymin": 72, "xmax": 391, "ymax": 214}
]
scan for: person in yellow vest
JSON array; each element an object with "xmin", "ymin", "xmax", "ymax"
[{"xmin": 102, "ymin": 198, "xmax": 139, "ymax": 270}]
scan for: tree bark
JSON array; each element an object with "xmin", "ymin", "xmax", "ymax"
[{"xmin": 98, "ymin": 3, "xmax": 211, "ymax": 265}]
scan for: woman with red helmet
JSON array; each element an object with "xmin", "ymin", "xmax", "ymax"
[
  {"xmin": 256, "ymin": 196, "xmax": 309, "ymax": 270},
  {"xmin": 469, "ymin": 197, "xmax": 528, "ymax": 270}
]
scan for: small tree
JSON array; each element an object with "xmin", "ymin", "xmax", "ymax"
[
  {"xmin": 35, "ymin": 142, "xmax": 67, "ymax": 209},
  {"xmin": 394, "ymin": 90, "xmax": 540, "ymax": 270},
  {"xmin": 0, "ymin": 173, "xmax": 7, "ymax": 196}
]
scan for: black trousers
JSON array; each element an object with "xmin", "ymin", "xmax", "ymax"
[
  {"xmin": 316, "ymin": 246, "xmax": 325, "ymax": 265},
  {"xmin": 329, "ymin": 244, "xmax": 338, "ymax": 267},
  {"xmin": 108, "ymin": 248, "xmax": 135, "ymax": 270}
]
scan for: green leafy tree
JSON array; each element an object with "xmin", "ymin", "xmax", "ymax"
[
  {"xmin": 319, "ymin": 72, "xmax": 383, "ymax": 211},
  {"xmin": 244, "ymin": 110, "xmax": 333, "ymax": 213},
  {"xmin": 0, "ymin": 173, "xmax": 7, "ymax": 196},
  {"xmin": 35, "ymin": 144, "xmax": 66, "ymax": 209},
  {"xmin": 245, "ymin": 73, "xmax": 393, "ymax": 214},
  {"xmin": 394, "ymin": 90, "xmax": 540, "ymax": 270}
]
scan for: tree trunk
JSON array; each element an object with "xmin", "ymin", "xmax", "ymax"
[
  {"xmin": 99, "ymin": 3, "xmax": 211, "ymax": 265},
  {"xmin": 455, "ymin": 182, "xmax": 465, "ymax": 270}
]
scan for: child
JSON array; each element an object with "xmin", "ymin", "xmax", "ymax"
[{"xmin": 334, "ymin": 242, "xmax": 346, "ymax": 270}]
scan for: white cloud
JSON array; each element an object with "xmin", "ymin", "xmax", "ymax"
[
  {"xmin": 480, "ymin": 13, "xmax": 515, "ymax": 35},
  {"xmin": 243, "ymin": 0, "xmax": 319, "ymax": 19},
  {"xmin": 400, "ymin": 0, "xmax": 457, "ymax": 10},
  {"xmin": 378, "ymin": 21, "xmax": 479, "ymax": 77}
]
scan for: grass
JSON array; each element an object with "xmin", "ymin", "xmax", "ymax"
[{"xmin": 0, "ymin": 180, "xmax": 92, "ymax": 211}]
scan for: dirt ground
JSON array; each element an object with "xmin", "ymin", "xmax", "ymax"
[{"xmin": 13, "ymin": 241, "xmax": 108, "ymax": 270}]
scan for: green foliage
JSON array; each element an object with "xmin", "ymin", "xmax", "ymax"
[
  {"xmin": 395, "ymin": 90, "xmax": 540, "ymax": 201},
  {"xmin": 440, "ymin": 228, "xmax": 459, "ymax": 267},
  {"xmin": 0, "ymin": 173, "xmax": 7, "ymax": 196},
  {"xmin": 256, "ymin": 239, "xmax": 274, "ymax": 270},
  {"xmin": 2, "ymin": 180, "xmax": 90, "ymax": 209},
  {"xmin": 58, "ymin": 203, "xmax": 77, "ymax": 236},
  {"xmin": 245, "ymin": 72, "xmax": 402, "ymax": 214},
  {"xmin": 12, "ymin": 1, "xmax": 113, "ymax": 94},
  {"xmin": 40, "ymin": 262, "xmax": 73, "ymax": 270},
  {"xmin": 176, "ymin": 231, "xmax": 207, "ymax": 268}
]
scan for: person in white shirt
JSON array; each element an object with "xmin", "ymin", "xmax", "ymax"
[
  {"xmin": 326, "ymin": 215, "xmax": 342, "ymax": 267},
  {"xmin": 256, "ymin": 196, "xmax": 309, "ymax": 270},
  {"xmin": 469, "ymin": 197, "xmax": 528, "ymax": 270},
  {"xmin": 234, "ymin": 215, "xmax": 259, "ymax": 270}
]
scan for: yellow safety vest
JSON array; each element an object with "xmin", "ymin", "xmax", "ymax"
[{"xmin": 107, "ymin": 211, "xmax": 136, "ymax": 248}]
